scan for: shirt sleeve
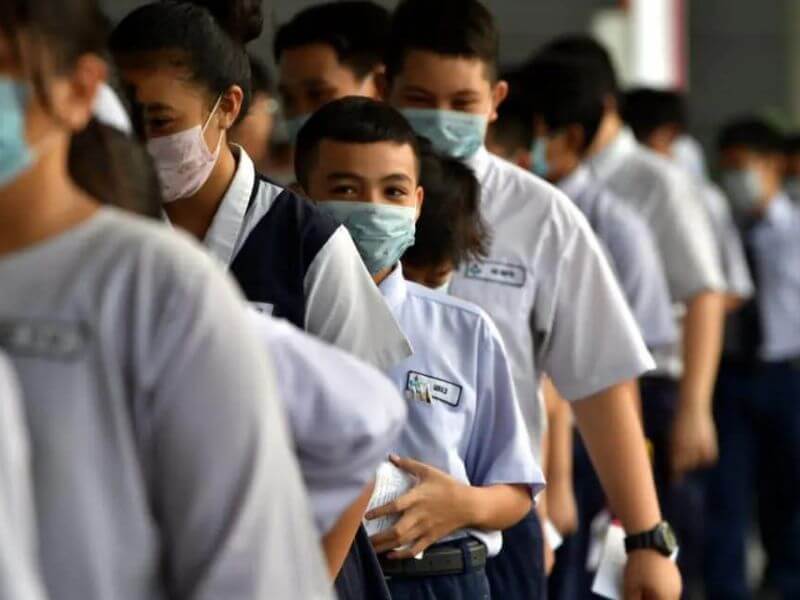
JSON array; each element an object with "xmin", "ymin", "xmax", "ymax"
[
  {"xmin": 304, "ymin": 226, "xmax": 412, "ymax": 370},
  {"xmin": 537, "ymin": 197, "xmax": 655, "ymax": 401},
  {"xmin": 137, "ymin": 254, "xmax": 332, "ymax": 600},
  {"xmin": 602, "ymin": 201, "xmax": 678, "ymax": 350},
  {"xmin": 465, "ymin": 316, "xmax": 544, "ymax": 495},
  {"xmin": 0, "ymin": 354, "xmax": 46, "ymax": 600},
  {"xmin": 250, "ymin": 313, "xmax": 407, "ymax": 535}
]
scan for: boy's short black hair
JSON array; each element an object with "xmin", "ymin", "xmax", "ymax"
[
  {"xmin": 536, "ymin": 35, "xmax": 620, "ymax": 102},
  {"xmin": 274, "ymin": 1, "xmax": 389, "ymax": 80},
  {"xmin": 403, "ymin": 141, "xmax": 490, "ymax": 269},
  {"xmin": 488, "ymin": 69, "xmax": 533, "ymax": 153},
  {"xmin": 783, "ymin": 133, "xmax": 800, "ymax": 155},
  {"xmin": 386, "ymin": 0, "xmax": 499, "ymax": 82},
  {"xmin": 294, "ymin": 96, "xmax": 421, "ymax": 188},
  {"xmin": 523, "ymin": 53, "xmax": 605, "ymax": 154},
  {"xmin": 717, "ymin": 117, "xmax": 784, "ymax": 155},
  {"xmin": 249, "ymin": 54, "xmax": 274, "ymax": 96},
  {"xmin": 622, "ymin": 88, "xmax": 687, "ymax": 143}
]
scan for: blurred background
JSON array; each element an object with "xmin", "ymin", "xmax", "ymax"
[{"xmin": 101, "ymin": 0, "xmax": 800, "ymax": 165}]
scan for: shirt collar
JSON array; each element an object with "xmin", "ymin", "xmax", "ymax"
[
  {"xmin": 203, "ymin": 145, "xmax": 256, "ymax": 266},
  {"xmin": 378, "ymin": 263, "xmax": 408, "ymax": 311},
  {"xmin": 465, "ymin": 145, "xmax": 492, "ymax": 182},
  {"xmin": 557, "ymin": 165, "xmax": 592, "ymax": 200},
  {"xmin": 588, "ymin": 127, "xmax": 638, "ymax": 183},
  {"xmin": 761, "ymin": 192, "xmax": 794, "ymax": 228}
]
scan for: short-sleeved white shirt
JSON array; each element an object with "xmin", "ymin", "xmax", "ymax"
[
  {"xmin": 380, "ymin": 266, "xmax": 543, "ymax": 556},
  {"xmin": 449, "ymin": 148, "xmax": 654, "ymax": 451}
]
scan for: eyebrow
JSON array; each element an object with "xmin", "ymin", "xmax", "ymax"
[
  {"xmin": 142, "ymin": 102, "xmax": 175, "ymax": 114},
  {"xmin": 381, "ymin": 173, "xmax": 414, "ymax": 184},
  {"xmin": 326, "ymin": 172, "xmax": 364, "ymax": 181}
]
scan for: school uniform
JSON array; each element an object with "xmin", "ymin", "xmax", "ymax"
[
  {"xmin": 587, "ymin": 128, "xmax": 726, "ymax": 587},
  {"xmin": 377, "ymin": 265, "xmax": 543, "ymax": 600},
  {"xmin": 195, "ymin": 146, "xmax": 410, "ymax": 370},
  {"xmin": 449, "ymin": 147, "xmax": 654, "ymax": 600},
  {"xmin": 0, "ymin": 208, "xmax": 332, "ymax": 600},
  {"xmin": 705, "ymin": 193, "xmax": 800, "ymax": 600},
  {"xmin": 248, "ymin": 312, "xmax": 408, "ymax": 535},
  {"xmin": 0, "ymin": 353, "xmax": 46, "ymax": 600}
]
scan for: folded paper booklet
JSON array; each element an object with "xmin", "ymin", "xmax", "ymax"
[{"xmin": 364, "ymin": 461, "xmax": 423, "ymax": 559}]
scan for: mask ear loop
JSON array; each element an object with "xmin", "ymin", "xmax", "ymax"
[{"xmin": 201, "ymin": 93, "xmax": 225, "ymax": 154}]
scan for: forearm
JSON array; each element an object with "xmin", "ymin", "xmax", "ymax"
[
  {"xmin": 462, "ymin": 483, "xmax": 532, "ymax": 531},
  {"xmin": 546, "ymin": 390, "xmax": 573, "ymax": 485},
  {"xmin": 321, "ymin": 482, "xmax": 374, "ymax": 577},
  {"xmin": 573, "ymin": 380, "xmax": 661, "ymax": 533},
  {"xmin": 680, "ymin": 291, "xmax": 725, "ymax": 415}
]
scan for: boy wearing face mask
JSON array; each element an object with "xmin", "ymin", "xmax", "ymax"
[
  {"xmin": 295, "ymin": 97, "xmax": 542, "ymax": 600},
  {"xmin": 706, "ymin": 117, "xmax": 800, "ymax": 600},
  {"xmin": 385, "ymin": 1, "xmax": 681, "ymax": 599}
]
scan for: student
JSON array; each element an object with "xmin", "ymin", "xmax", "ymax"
[
  {"xmin": 542, "ymin": 37, "xmax": 727, "ymax": 483},
  {"xmin": 622, "ymin": 88, "xmax": 754, "ymax": 311},
  {"xmin": 229, "ymin": 55, "xmax": 277, "ymax": 173},
  {"xmin": 0, "ymin": 0, "xmax": 331, "ymax": 597},
  {"xmin": 782, "ymin": 133, "xmax": 800, "ymax": 204},
  {"xmin": 0, "ymin": 354, "xmax": 46, "ymax": 600},
  {"xmin": 110, "ymin": 0, "xmax": 410, "ymax": 370},
  {"xmin": 485, "ymin": 70, "xmax": 534, "ymax": 171},
  {"xmin": 275, "ymin": 1, "xmax": 389, "ymax": 138},
  {"xmin": 707, "ymin": 117, "xmax": 800, "ymax": 600},
  {"xmin": 384, "ymin": 2, "xmax": 682, "ymax": 598},
  {"xmin": 295, "ymin": 95, "xmax": 541, "ymax": 600}
]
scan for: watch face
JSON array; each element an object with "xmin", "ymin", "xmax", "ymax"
[{"xmin": 657, "ymin": 522, "xmax": 678, "ymax": 553}]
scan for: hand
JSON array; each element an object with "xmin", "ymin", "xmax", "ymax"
[
  {"xmin": 366, "ymin": 455, "xmax": 472, "ymax": 559},
  {"xmin": 624, "ymin": 550, "xmax": 682, "ymax": 600},
  {"xmin": 546, "ymin": 479, "xmax": 579, "ymax": 536},
  {"xmin": 669, "ymin": 406, "xmax": 718, "ymax": 478},
  {"xmin": 543, "ymin": 536, "xmax": 555, "ymax": 575}
]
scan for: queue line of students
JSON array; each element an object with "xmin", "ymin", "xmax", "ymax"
[{"xmin": 6, "ymin": 0, "xmax": 798, "ymax": 599}]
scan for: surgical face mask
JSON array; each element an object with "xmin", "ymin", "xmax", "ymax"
[
  {"xmin": 401, "ymin": 108, "xmax": 488, "ymax": 160},
  {"xmin": 146, "ymin": 95, "xmax": 223, "ymax": 203},
  {"xmin": 284, "ymin": 113, "xmax": 311, "ymax": 144},
  {"xmin": 0, "ymin": 77, "xmax": 35, "ymax": 188},
  {"xmin": 530, "ymin": 137, "xmax": 549, "ymax": 178},
  {"xmin": 721, "ymin": 168, "xmax": 763, "ymax": 216},
  {"xmin": 317, "ymin": 200, "xmax": 417, "ymax": 275}
]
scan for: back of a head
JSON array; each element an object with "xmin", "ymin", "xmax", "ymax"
[
  {"xmin": 622, "ymin": 88, "xmax": 687, "ymax": 143},
  {"xmin": 784, "ymin": 133, "xmax": 800, "ymax": 157},
  {"xmin": 386, "ymin": 0, "xmax": 499, "ymax": 81},
  {"xmin": 488, "ymin": 69, "xmax": 533, "ymax": 155},
  {"xmin": 404, "ymin": 145, "xmax": 489, "ymax": 269},
  {"xmin": 249, "ymin": 54, "xmax": 275, "ymax": 97},
  {"xmin": 523, "ymin": 53, "xmax": 606, "ymax": 153},
  {"xmin": 294, "ymin": 97, "xmax": 421, "ymax": 188},
  {"xmin": 717, "ymin": 117, "xmax": 784, "ymax": 155},
  {"xmin": 274, "ymin": 1, "xmax": 390, "ymax": 80},
  {"xmin": 110, "ymin": 0, "xmax": 263, "ymax": 119},
  {"xmin": 537, "ymin": 35, "xmax": 619, "ymax": 101}
]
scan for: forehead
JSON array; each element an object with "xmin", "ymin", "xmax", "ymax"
[
  {"xmin": 394, "ymin": 50, "xmax": 492, "ymax": 92},
  {"xmin": 279, "ymin": 43, "xmax": 358, "ymax": 85},
  {"xmin": 118, "ymin": 61, "xmax": 204, "ymax": 105},
  {"xmin": 313, "ymin": 139, "xmax": 418, "ymax": 177},
  {"xmin": 720, "ymin": 145, "xmax": 763, "ymax": 166}
]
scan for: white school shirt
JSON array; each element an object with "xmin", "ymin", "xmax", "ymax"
[
  {"xmin": 194, "ymin": 146, "xmax": 410, "ymax": 370},
  {"xmin": 248, "ymin": 312, "xmax": 408, "ymax": 534},
  {"xmin": 0, "ymin": 208, "xmax": 331, "ymax": 600},
  {"xmin": 587, "ymin": 128, "xmax": 726, "ymax": 376},
  {"xmin": 0, "ymin": 353, "xmax": 46, "ymax": 600},
  {"xmin": 558, "ymin": 166, "xmax": 677, "ymax": 351},
  {"xmin": 450, "ymin": 147, "xmax": 654, "ymax": 453},
  {"xmin": 380, "ymin": 266, "xmax": 543, "ymax": 556}
]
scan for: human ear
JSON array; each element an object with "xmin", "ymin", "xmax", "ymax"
[
  {"xmin": 489, "ymin": 79, "xmax": 509, "ymax": 122},
  {"xmin": 218, "ymin": 85, "xmax": 245, "ymax": 129},
  {"xmin": 414, "ymin": 185, "xmax": 424, "ymax": 221},
  {"xmin": 57, "ymin": 53, "xmax": 108, "ymax": 131}
]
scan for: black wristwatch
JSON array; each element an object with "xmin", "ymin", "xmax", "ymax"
[{"xmin": 624, "ymin": 521, "xmax": 678, "ymax": 557}]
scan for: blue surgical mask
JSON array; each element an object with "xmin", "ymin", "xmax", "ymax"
[
  {"xmin": 721, "ymin": 168, "xmax": 763, "ymax": 217},
  {"xmin": 401, "ymin": 108, "xmax": 487, "ymax": 160},
  {"xmin": 530, "ymin": 137, "xmax": 549, "ymax": 178},
  {"xmin": 0, "ymin": 77, "xmax": 34, "ymax": 188},
  {"xmin": 284, "ymin": 114, "xmax": 311, "ymax": 143},
  {"xmin": 317, "ymin": 201, "xmax": 417, "ymax": 275}
]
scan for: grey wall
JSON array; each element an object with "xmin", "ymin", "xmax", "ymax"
[{"xmin": 102, "ymin": 0, "xmax": 795, "ymax": 165}]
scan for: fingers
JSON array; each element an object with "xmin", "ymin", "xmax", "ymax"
[
  {"xmin": 370, "ymin": 514, "xmax": 424, "ymax": 553},
  {"xmin": 387, "ymin": 536, "xmax": 435, "ymax": 560},
  {"xmin": 365, "ymin": 489, "xmax": 417, "ymax": 520},
  {"xmin": 389, "ymin": 454, "xmax": 430, "ymax": 477}
]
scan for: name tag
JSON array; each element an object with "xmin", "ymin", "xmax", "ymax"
[
  {"xmin": 0, "ymin": 320, "xmax": 87, "ymax": 360},
  {"xmin": 252, "ymin": 302, "xmax": 274, "ymax": 316},
  {"xmin": 406, "ymin": 371, "xmax": 462, "ymax": 407},
  {"xmin": 463, "ymin": 261, "xmax": 526, "ymax": 287}
]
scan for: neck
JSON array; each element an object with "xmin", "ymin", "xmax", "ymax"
[
  {"xmin": 587, "ymin": 112, "xmax": 623, "ymax": 157},
  {"xmin": 164, "ymin": 139, "xmax": 237, "ymax": 240},
  {"xmin": 0, "ymin": 139, "xmax": 98, "ymax": 256},
  {"xmin": 372, "ymin": 265, "xmax": 393, "ymax": 286}
]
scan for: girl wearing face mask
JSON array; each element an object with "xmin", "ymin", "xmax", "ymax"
[
  {"xmin": 110, "ymin": 1, "xmax": 410, "ymax": 374},
  {"xmin": 0, "ymin": 1, "xmax": 331, "ymax": 598}
]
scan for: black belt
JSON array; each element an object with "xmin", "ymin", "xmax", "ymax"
[{"xmin": 379, "ymin": 539, "xmax": 487, "ymax": 578}]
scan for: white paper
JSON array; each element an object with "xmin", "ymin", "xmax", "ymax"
[
  {"xmin": 364, "ymin": 461, "xmax": 423, "ymax": 558},
  {"xmin": 586, "ymin": 509, "xmax": 612, "ymax": 571},
  {"xmin": 592, "ymin": 523, "xmax": 627, "ymax": 600},
  {"xmin": 544, "ymin": 518, "xmax": 564, "ymax": 552}
]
